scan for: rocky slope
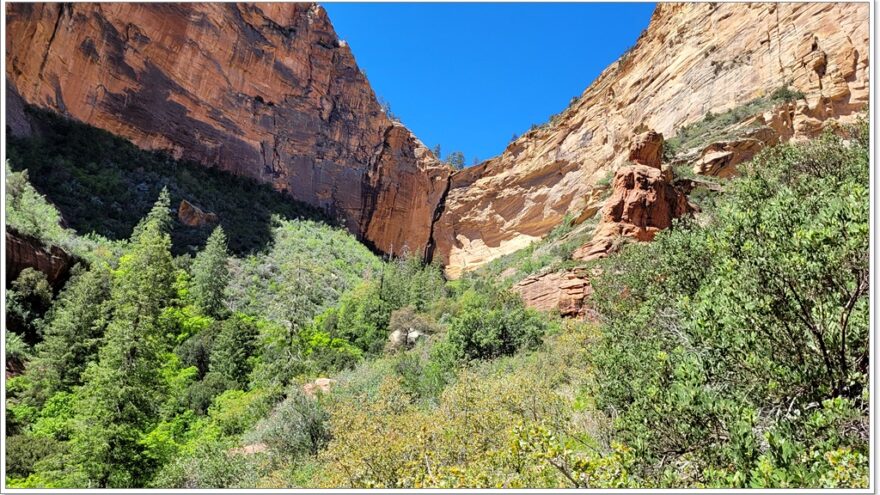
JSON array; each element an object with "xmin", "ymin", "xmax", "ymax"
[
  {"xmin": 5, "ymin": 2, "xmax": 449, "ymax": 256},
  {"xmin": 433, "ymin": 2, "xmax": 869, "ymax": 276}
]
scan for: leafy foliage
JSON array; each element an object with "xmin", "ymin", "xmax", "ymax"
[{"xmin": 589, "ymin": 121, "xmax": 869, "ymax": 487}]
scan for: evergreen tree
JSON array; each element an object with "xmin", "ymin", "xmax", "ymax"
[
  {"xmin": 447, "ymin": 151, "xmax": 466, "ymax": 170},
  {"xmin": 6, "ymin": 268, "xmax": 54, "ymax": 344},
  {"xmin": 190, "ymin": 226, "xmax": 230, "ymax": 318},
  {"xmin": 432, "ymin": 144, "xmax": 442, "ymax": 160},
  {"xmin": 66, "ymin": 189, "xmax": 176, "ymax": 487},
  {"xmin": 29, "ymin": 264, "xmax": 111, "ymax": 399},
  {"xmin": 209, "ymin": 316, "xmax": 259, "ymax": 387}
]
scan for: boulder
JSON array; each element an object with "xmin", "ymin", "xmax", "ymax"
[
  {"xmin": 177, "ymin": 199, "xmax": 219, "ymax": 228},
  {"xmin": 513, "ymin": 269, "xmax": 593, "ymax": 318},
  {"xmin": 693, "ymin": 127, "xmax": 779, "ymax": 177},
  {"xmin": 303, "ymin": 378, "xmax": 337, "ymax": 398}
]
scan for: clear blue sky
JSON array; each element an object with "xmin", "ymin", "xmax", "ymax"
[{"xmin": 323, "ymin": 2, "xmax": 656, "ymax": 165}]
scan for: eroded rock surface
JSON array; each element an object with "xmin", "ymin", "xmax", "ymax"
[
  {"xmin": 572, "ymin": 164, "xmax": 693, "ymax": 262},
  {"xmin": 434, "ymin": 3, "xmax": 869, "ymax": 276},
  {"xmin": 6, "ymin": 228, "xmax": 74, "ymax": 288},
  {"xmin": 4, "ymin": 3, "xmax": 869, "ymax": 276},
  {"xmin": 512, "ymin": 269, "xmax": 592, "ymax": 318},
  {"xmin": 5, "ymin": 2, "xmax": 449, "ymax": 255}
]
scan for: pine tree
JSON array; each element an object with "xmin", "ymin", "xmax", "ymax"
[
  {"xmin": 67, "ymin": 189, "xmax": 176, "ymax": 487},
  {"xmin": 30, "ymin": 264, "xmax": 111, "ymax": 399},
  {"xmin": 190, "ymin": 226, "xmax": 230, "ymax": 318},
  {"xmin": 447, "ymin": 151, "xmax": 466, "ymax": 170},
  {"xmin": 208, "ymin": 315, "xmax": 259, "ymax": 387}
]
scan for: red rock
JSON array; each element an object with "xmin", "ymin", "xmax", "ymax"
[
  {"xmin": 5, "ymin": 228, "xmax": 73, "ymax": 288},
  {"xmin": 5, "ymin": 3, "xmax": 449, "ymax": 256},
  {"xmin": 628, "ymin": 130, "xmax": 664, "ymax": 168},
  {"xmin": 512, "ymin": 269, "xmax": 592, "ymax": 318},
  {"xmin": 177, "ymin": 200, "xmax": 218, "ymax": 228},
  {"xmin": 573, "ymin": 164, "xmax": 692, "ymax": 261},
  {"xmin": 433, "ymin": 3, "xmax": 868, "ymax": 276}
]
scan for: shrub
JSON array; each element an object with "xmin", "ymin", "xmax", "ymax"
[
  {"xmin": 443, "ymin": 288, "xmax": 548, "ymax": 362},
  {"xmin": 590, "ymin": 120, "xmax": 869, "ymax": 486},
  {"xmin": 770, "ymin": 85, "xmax": 806, "ymax": 103},
  {"xmin": 249, "ymin": 387, "xmax": 330, "ymax": 460}
]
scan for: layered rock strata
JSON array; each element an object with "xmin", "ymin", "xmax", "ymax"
[
  {"xmin": 433, "ymin": 3, "xmax": 869, "ymax": 276},
  {"xmin": 5, "ymin": 2, "xmax": 449, "ymax": 255},
  {"xmin": 5, "ymin": 3, "xmax": 869, "ymax": 276},
  {"xmin": 6, "ymin": 228, "xmax": 74, "ymax": 289}
]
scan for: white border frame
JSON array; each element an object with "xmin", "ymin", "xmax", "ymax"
[{"xmin": 0, "ymin": 0, "xmax": 875, "ymax": 493}]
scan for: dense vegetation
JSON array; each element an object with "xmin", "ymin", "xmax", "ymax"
[
  {"xmin": 6, "ymin": 108, "xmax": 328, "ymax": 254},
  {"xmin": 4, "ymin": 115, "xmax": 869, "ymax": 488}
]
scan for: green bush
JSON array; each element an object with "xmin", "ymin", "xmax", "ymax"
[
  {"xmin": 590, "ymin": 120, "xmax": 869, "ymax": 486},
  {"xmin": 249, "ymin": 387, "xmax": 331, "ymax": 460},
  {"xmin": 443, "ymin": 287, "xmax": 549, "ymax": 362}
]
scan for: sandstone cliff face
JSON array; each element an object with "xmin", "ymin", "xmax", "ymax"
[
  {"xmin": 5, "ymin": 2, "xmax": 449, "ymax": 255},
  {"xmin": 6, "ymin": 228, "xmax": 74, "ymax": 289},
  {"xmin": 572, "ymin": 162, "xmax": 693, "ymax": 263},
  {"xmin": 433, "ymin": 3, "xmax": 869, "ymax": 277}
]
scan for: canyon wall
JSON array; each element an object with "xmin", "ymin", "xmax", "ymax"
[
  {"xmin": 5, "ymin": 2, "xmax": 450, "ymax": 255},
  {"xmin": 5, "ymin": 3, "xmax": 869, "ymax": 275},
  {"xmin": 433, "ymin": 2, "xmax": 869, "ymax": 276}
]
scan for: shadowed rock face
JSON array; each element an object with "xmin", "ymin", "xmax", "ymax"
[
  {"xmin": 5, "ymin": 2, "xmax": 450, "ymax": 256},
  {"xmin": 6, "ymin": 228, "xmax": 74, "ymax": 289},
  {"xmin": 434, "ymin": 3, "xmax": 869, "ymax": 277}
]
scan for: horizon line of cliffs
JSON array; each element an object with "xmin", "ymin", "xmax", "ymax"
[{"xmin": 5, "ymin": 2, "xmax": 870, "ymax": 278}]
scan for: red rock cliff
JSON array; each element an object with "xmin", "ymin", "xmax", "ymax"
[
  {"xmin": 5, "ymin": 2, "xmax": 450, "ymax": 255},
  {"xmin": 433, "ymin": 3, "xmax": 869, "ymax": 277}
]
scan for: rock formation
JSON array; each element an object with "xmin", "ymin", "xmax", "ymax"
[
  {"xmin": 5, "ymin": 2, "xmax": 449, "ymax": 255},
  {"xmin": 5, "ymin": 3, "xmax": 869, "ymax": 277},
  {"xmin": 512, "ymin": 269, "xmax": 592, "ymax": 319},
  {"xmin": 178, "ymin": 199, "xmax": 219, "ymax": 228},
  {"xmin": 628, "ymin": 130, "xmax": 664, "ymax": 168},
  {"xmin": 6, "ymin": 228, "xmax": 74, "ymax": 289},
  {"xmin": 572, "ymin": 160, "xmax": 693, "ymax": 262},
  {"xmin": 433, "ymin": 3, "xmax": 868, "ymax": 276},
  {"xmin": 693, "ymin": 128, "xmax": 778, "ymax": 178}
]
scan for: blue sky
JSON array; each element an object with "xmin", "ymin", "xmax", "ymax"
[{"xmin": 323, "ymin": 2, "xmax": 656, "ymax": 165}]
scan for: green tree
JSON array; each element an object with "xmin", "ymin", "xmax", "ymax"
[
  {"xmin": 190, "ymin": 226, "xmax": 230, "ymax": 318},
  {"xmin": 6, "ymin": 268, "xmax": 54, "ymax": 344},
  {"xmin": 66, "ymin": 189, "xmax": 177, "ymax": 487},
  {"xmin": 447, "ymin": 151, "xmax": 466, "ymax": 170},
  {"xmin": 29, "ymin": 264, "xmax": 111, "ymax": 399},
  {"xmin": 209, "ymin": 315, "xmax": 259, "ymax": 387},
  {"xmin": 590, "ymin": 121, "xmax": 869, "ymax": 486}
]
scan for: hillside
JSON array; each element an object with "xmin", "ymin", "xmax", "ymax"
[{"xmin": 3, "ymin": 2, "xmax": 872, "ymax": 490}]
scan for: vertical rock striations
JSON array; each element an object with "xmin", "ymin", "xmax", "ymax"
[
  {"xmin": 5, "ymin": 3, "xmax": 869, "ymax": 273},
  {"xmin": 433, "ymin": 3, "xmax": 869, "ymax": 277},
  {"xmin": 5, "ymin": 2, "xmax": 450, "ymax": 255}
]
